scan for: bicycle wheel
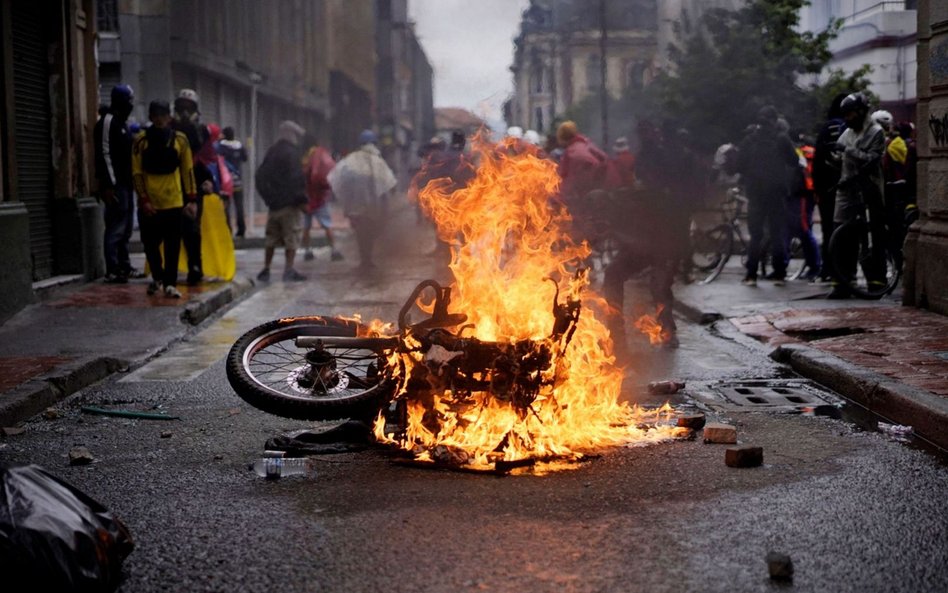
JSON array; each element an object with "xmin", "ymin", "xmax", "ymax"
[
  {"xmin": 692, "ymin": 224, "xmax": 733, "ymax": 284},
  {"xmin": 828, "ymin": 222, "xmax": 900, "ymax": 299},
  {"xmin": 226, "ymin": 317, "xmax": 397, "ymax": 421}
]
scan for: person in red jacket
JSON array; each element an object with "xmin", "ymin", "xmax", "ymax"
[
  {"xmin": 301, "ymin": 134, "xmax": 342, "ymax": 262},
  {"xmin": 556, "ymin": 121, "xmax": 617, "ymax": 202}
]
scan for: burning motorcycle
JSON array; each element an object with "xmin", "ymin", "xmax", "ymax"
[{"xmin": 227, "ymin": 276, "xmax": 581, "ymax": 435}]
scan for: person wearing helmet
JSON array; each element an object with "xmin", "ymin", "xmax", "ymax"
[
  {"xmin": 94, "ymin": 84, "xmax": 140, "ymax": 283},
  {"xmin": 871, "ymin": 110, "xmax": 893, "ymax": 131},
  {"xmin": 172, "ymin": 88, "xmax": 214, "ymax": 285},
  {"xmin": 828, "ymin": 92, "xmax": 886, "ymax": 298}
]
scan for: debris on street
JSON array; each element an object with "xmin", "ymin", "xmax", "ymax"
[
  {"xmin": 703, "ymin": 422, "xmax": 737, "ymax": 444},
  {"xmin": 81, "ymin": 406, "xmax": 180, "ymax": 421},
  {"xmin": 676, "ymin": 413, "xmax": 706, "ymax": 430},
  {"xmin": 766, "ymin": 551, "xmax": 794, "ymax": 581},
  {"xmin": 725, "ymin": 445, "xmax": 763, "ymax": 468},
  {"xmin": 68, "ymin": 446, "xmax": 94, "ymax": 466}
]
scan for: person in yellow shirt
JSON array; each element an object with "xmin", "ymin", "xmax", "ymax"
[{"xmin": 132, "ymin": 100, "xmax": 197, "ymax": 298}]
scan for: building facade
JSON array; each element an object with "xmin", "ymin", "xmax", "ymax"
[
  {"xmin": 375, "ymin": 0, "xmax": 435, "ymax": 184},
  {"xmin": 0, "ymin": 0, "xmax": 100, "ymax": 323},
  {"xmin": 800, "ymin": 0, "xmax": 918, "ymax": 121},
  {"xmin": 904, "ymin": 0, "xmax": 948, "ymax": 314},
  {"xmin": 508, "ymin": 0, "xmax": 658, "ymax": 138}
]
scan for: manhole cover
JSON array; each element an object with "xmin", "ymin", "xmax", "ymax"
[{"xmin": 687, "ymin": 379, "xmax": 842, "ymax": 412}]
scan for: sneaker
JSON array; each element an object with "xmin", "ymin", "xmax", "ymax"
[
  {"xmin": 303, "ymin": 250, "xmax": 315, "ymax": 261},
  {"xmin": 146, "ymin": 281, "xmax": 161, "ymax": 295},
  {"xmin": 771, "ymin": 276, "xmax": 786, "ymax": 287},
  {"xmin": 125, "ymin": 267, "xmax": 147, "ymax": 279},
  {"xmin": 741, "ymin": 276, "xmax": 758, "ymax": 287},
  {"xmin": 257, "ymin": 268, "xmax": 271, "ymax": 282},
  {"xmin": 103, "ymin": 273, "xmax": 128, "ymax": 284},
  {"xmin": 164, "ymin": 285, "xmax": 182, "ymax": 298},
  {"xmin": 330, "ymin": 250, "xmax": 344, "ymax": 262},
  {"xmin": 186, "ymin": 272, "xmax": 203, "ymax": 287},
  {"xmin": 283, "ymin": 269, "xmax": 307, "ymax": 282}
]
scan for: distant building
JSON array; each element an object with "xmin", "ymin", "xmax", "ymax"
[
  {"xmin": 507, "ymin": 0, "xmax": 658, "ymax": 137},
  {"xmin": 799, "ymin": 0, "xmax": 918, "ymax": 121},
  {"xmin": 376, "ymin": 0, "xmax": 435, "ymax": 185},
  {"xmin": 434, "ymin": 108, "xmax": 488, "ymax": 140}
]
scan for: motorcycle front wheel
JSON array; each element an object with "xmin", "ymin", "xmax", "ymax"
[{"xmin": 226, "ymin": 317, "xmax": 397, "ymax": 421}]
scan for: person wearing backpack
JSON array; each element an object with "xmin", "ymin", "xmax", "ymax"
[
  {"xmin": 131, "ymin": 100, "xmax": 197, "ymax": 298},
  {"xmin": 254, "ymin": 121, "xmax": 309, "ymax": 282}
]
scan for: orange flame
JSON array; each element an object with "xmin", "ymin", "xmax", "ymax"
[
  {"xmin": 375, "ymin": 136, "xmax": 684, "ymax": 469},
  {"xmin": 633, "ymin": 305, "xmax": 672, "ymax": 345}
]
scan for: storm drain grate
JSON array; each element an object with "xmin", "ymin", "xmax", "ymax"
[{"xmin": 688, "ymin": 379, "xmax": 843, "ymax": 412}]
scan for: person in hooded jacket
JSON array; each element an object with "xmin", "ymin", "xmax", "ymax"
[
  {"xmin": 556, "ymin": 120, "xmax": 617, "ymax": 202},
  {"xmin": 94, "ymin": 84, "xmax": 138, "ymax": 283},
  {"xmin": 734, "ymin": 105, "xmax": 800, "ymax": 286},
  {"xmin": 327, "ymin": 130, "xmax": 398, "ymax": 271}
]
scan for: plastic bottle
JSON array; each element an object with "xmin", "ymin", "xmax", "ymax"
[{"xmin": 252, "ymin": 456, "xmax": 316, "ymax": 479}]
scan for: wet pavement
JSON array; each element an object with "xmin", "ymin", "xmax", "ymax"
[
  {"xmin": 1, "ymin": 198, "xmax": 947, "ymax": 592},
  {"xmin": 674, "ymin": 259, "xmax": 948, "ymax": 451}
]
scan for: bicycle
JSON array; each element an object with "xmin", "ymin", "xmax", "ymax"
[
  {"xmin": 827, "ymin": 188, "xmax": 901, "ymax": 299},
  {"xmin": 690, "ymin": 186, "xmax": 806, "ymax": 284}
]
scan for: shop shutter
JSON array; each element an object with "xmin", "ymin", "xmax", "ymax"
[{"xmin": 11, "ymin": 3, "xmax": 53, "ymax": 280}]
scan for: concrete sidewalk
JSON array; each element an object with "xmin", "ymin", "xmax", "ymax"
[
  {"xmin": 674, "ymin": 261, "xmax": 948, "ymax": 451},
  {"xmin": 0, "ymin": 269, "xmax": 255, "ymax": 428}
]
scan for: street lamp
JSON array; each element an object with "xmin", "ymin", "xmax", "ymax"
[{"xmin": 247, "ymin": 72, "xmax": 261, "ymax": 237}]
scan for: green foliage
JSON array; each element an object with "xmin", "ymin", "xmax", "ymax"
[{"xmin": 641, "ymin": 0, "xmax": 873, "ymax": 151}]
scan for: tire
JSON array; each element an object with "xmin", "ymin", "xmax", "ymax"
[
  {"xmin": 828, "ymin": 221, "xmax": 900, "ymax": 299},
  {"xmin": 226, "ymin": 317, "xmax": 397, "ymax": 421},
  {"xmin": 692, "ymin": 224, "xmax": 733, "ymax": 284}
]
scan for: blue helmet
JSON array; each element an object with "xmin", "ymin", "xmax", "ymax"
[
  {"xmin": 110, "ymin": 84, "xmax": 134, "ymax": 106},
  {"xmin": 358, "ymin": 129, "xmax": 377, "ymax": 145}
]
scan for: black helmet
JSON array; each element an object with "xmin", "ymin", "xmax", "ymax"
[{"xmin": 839, "ymin": 92, "xmax": 869, "ymax": 115}]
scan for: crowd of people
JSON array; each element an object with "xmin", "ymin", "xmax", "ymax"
[
  {"xmin": 96, "ymin": 82, "xmax": 916, "ymax": 354},
  {"xmin": 723, "ymin": 93, "xmax": 917, "ymax": 299},
  {"xmin": 95, "ymin": 85, "xmax": 249, "ymax": 295},
  {"xmin": 94, "ymin": 83, "xmax": 398, "ymax": 295},
  {"xmin": 478, "ymin": 92, "xmax": 917, "ymax": 354}
]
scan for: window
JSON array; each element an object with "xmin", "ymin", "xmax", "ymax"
[
  {"xmin": 534, "ymin": 107, "xmax": 544, "ymax": 133},
  {"xmin": 586, "ymin": 54, "xmax": 602, "ymax": 92}
]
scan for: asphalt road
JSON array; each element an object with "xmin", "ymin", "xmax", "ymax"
[{"xmin": 2, "ymin": 207, "xmax": 947, "ymax": 593}]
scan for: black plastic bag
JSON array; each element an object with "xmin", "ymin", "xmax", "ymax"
[{"xmin": 0, "ymin": 463, "xmax": 134, "ymax": 593}]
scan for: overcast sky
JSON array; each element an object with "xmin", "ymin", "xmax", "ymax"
[{"xmin": 408, "ymin": 0, "xmax": 529, "ymax": 130}]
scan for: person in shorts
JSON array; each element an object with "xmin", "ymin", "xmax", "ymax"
[
  {"xmin": 301, "ymin": 134, "xmax": 342, "ymax": 261},
  {"xmin": 255, "ymin": 121, "xmax": 308, "ymax": 282}
]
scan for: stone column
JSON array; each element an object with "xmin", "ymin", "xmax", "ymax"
[{"xmin": 904, "ymin": 0, "xmax": 948, "ymax": 314}]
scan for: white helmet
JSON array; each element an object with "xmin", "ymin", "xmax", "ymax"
[
  {"xmin": 871, "ymin": 110, "xmax": 893, "ymax": 128},
  {"xmin": 176, "ymin": 88, "xmax": 200, "ymax": 106},
  {"xmin": 506, "ymin": 126, "xmax": 524, "ymax": 139},
  {"xmin": 523, "ymin": 129, "xmax": 541, "ymax": 145}
]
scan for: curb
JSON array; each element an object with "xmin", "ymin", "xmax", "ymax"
[
  {"xmin": 771, "ymin": 343, "xmax": 948, "ymax": 452},
  {"xmin": 0, "ymin": 357, "xmax": 126, "ymax": 427},
  {"xmin": 674, "ymin": 296, "xmax": 723, "ymax": 325},
  {"xmin": 181, "ymin": 276, "xmax": 255, "ymax": 326},
  {"xmin": 1, "ymin": 278, "xmax": 255, "ymax": 427}
]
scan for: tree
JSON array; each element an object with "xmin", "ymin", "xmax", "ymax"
[{"xmin": 643, "ymin": 0, "xmax": 871, "ymax": 151}]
